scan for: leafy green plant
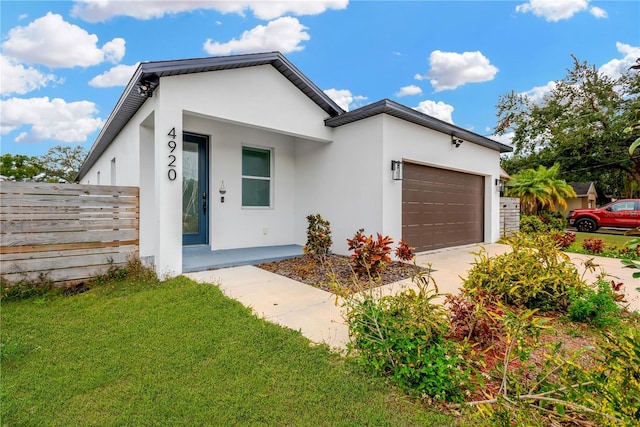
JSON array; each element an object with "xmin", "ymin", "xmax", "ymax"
[
  {"xmin": 303, "ymin": 213, "xmax": 332, "ymax": 259},
  {"xmin": 621, "ymin": 237, "xmax": 640, "ymax": 285},
  {"xmin": 582, "ymin": 238, "xmax": 605, "ymax": 254},
  {"xmin": 0, "ymin": 272, "xmax": 54, "ymax": 301},
  {"xmin": 519, "ymin": 214, "xmax": 548, "ymax": 234},
  {"xmin": 568, "ymin": 279, "xmax": 623, "ymax": 327},
  {"xmin": 463, "ymin": 233, "xmax": 586, "ymax": 312},
  {"xmin": 346, "ymin": 229, "xmax": 394, "ymax": 278},
  {"xmin": 345, "ymin": 270, "xmax": 474, "ymax": 402},
  {"xmin": 539, "ymin": 211, "xmax": 568, "ymax": 232},
  {"xmin": 587, "ymin": 325, "xmax": 640, "ymax": 425}
]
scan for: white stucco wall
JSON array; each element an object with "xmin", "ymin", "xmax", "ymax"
[
  {"xmin": 79, "ymin": 99, "xmax": 156, "ymax": 186},
  {"xmin": 294, "ymin": 116, "xmax": 384, "ymax": 255},
  {"xmin": 184, "ymin": 115, "xmax": 298, "ymax": 250},
  {"xmin": 294, "ymin": 114, "xmax": 502, "ymax": 256},
  {"xmin": 162, "ymin": 65, "xmax": 334, "ymax": 142},
  {"xmin": 82, "ymin": 61, "xmax": 504, "ymax": 275},
  {"xmin": 380, "ymin": 115, "xmax": 502, "ymax": 248}
]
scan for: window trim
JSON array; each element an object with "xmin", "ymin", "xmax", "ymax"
[{"xmin": 241, "ymin": 145, "xmax": 273, "ymax": 209}]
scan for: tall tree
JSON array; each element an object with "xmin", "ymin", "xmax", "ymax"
[
  {"xmin": 0, "ymin": 154, "xmax": 45, "ymax": 181},
  {"xmin": 40, "ymin": 145, "xmax": 87, "ymax": 183},
  {"xmin": 497, "ymin": 56, "xmax": 640, "ymax": 198},
  {"xmin": 506, "ymin": 164, "xmax": 576, "ymax": 215}
]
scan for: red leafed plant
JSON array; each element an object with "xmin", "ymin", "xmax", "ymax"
[
  {"xmin": 347, "ymin": 229, "xmax": 394, "ymax": 278},
  {"xmin": 553, "ymin": 231, "xmax": 576, "ymax": 248},
  {"xmin": 395, "ymin": 240, "xmax": 415, "ymax": 261},
  {"xmin": 582, "ymin": 237, "xmax": 605, "ymax": 254}
]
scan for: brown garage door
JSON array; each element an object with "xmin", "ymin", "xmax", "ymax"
[{"xmin": 402, "ymin": 163, "xmax": 484, "ymax": 252}]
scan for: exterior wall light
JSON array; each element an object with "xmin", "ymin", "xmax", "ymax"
[
  {"xmin": 219, "ymin": 180, "xmax": 226, "ymax": 203},
  {"xmin": 451, "ymin": 135, "xmax": 463, "ymax": 148},
  {"xmin": 391, "ymin": 160, "xmax": 403, "ymax": 181},
  {"xmin": 137, "ymin": 75, "xmax": 158, "ymax": 98}
]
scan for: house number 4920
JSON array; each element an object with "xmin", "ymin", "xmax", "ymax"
[{"xmin": 167, "ymin": 127, "xmax": 177, "ymax": 181}]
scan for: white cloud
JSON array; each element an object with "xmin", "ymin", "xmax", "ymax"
[
  {"xmin": 1, "ymin": 13, "xmax": 126, "ymax": 68},
  {"xmin": 416, "ymin": 50, "xmax": 498, "ymax": 92},
  {"xmin": 515, "ymin": 0, "xmax": 605, "ymax": 22},
  {"xmin": 72, "ymin": 0, "xmax": 348, "ymax": 22},
  {"xmin": 0, "ymin": 97, "xmax": 104, "ymax": 143},
  {"xmin": 250, "ymin": 1, "xmax": 349, "ymax": 20},
  {"xmin": 589, "ymin": 6, "xmax": 607, "ymax": 19},
  {"xmin": 412, "ymin": 100, "xmax": 454, "ymax": 124},
  {"xmin": 203, "ymin": 17, "xmax": 309, "ymax": 55},
  {"xmin": 599, "ymin": 42, "xmax": 640, "ymax": 79},
  {"xmin": 488, "ymin": 132, "xmax": 515, "ymax": 147},
  {"xmin": 395, "ymin": 85, "xmax": 422, "ymax": 97},
  {"xmin": 89, "ymin": 63, "xmax": 140, "ymax": 87},
  {"xmin": 0, "ymin": 55, "xmax": 59, "ymax": 95},
  {"xmin": 323, "ymin": 88, "xmax": 367, "ymax": 111},
  {"xmin": 521, "ymin": 80, "xmax": 557, "ymax": 104},
  {"xmin": 102, "ymin": 38, "xmax": 126, "ymax": 64}
]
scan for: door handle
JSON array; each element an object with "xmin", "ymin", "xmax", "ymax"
[{"xmin": 202, "ymin": 192, "xmax": 207, "ymax": 214}]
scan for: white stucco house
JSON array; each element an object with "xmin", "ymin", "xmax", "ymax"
[{"xmin": 78, "ymin": 51, "xmax": 512, "ymax": 277}]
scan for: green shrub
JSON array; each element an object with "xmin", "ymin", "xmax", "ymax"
[
  {"xmin": 463, "ymin": 233, "xmax": 586, "ymax": 312},
  {"xmin": 568, "ymin": 280, "xmax": 622, "ymax": 327},
  {"xmin": 569, "ymin": 323, "xmax": 640, "ymax": 426},
  {"xmin": 0, "ymin": 272, "xmax": 55, "ymax": 301},
  {"xmin": 539, "ymin": 211, "xmax": 567, "ymax": 232},
  {"xmin": 303, "ymin": 213, "xmax": 332, "ymax": 259},
  {"xmin": 520, "ymin": 212, "xmax": 567, "ymax": 234},
  {"xmin": 593, "ymin": 325, "xmax": 640, "ymax": 425},
  {"xmin": 519, "ymin": 214, "xmax": 548, "ymax": 234},
  {"xmin": 345, "ymin": 273, "xmax": 473, "ymax": 402}
]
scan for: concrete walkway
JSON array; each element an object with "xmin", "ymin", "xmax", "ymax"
[{"xmin": 185, "ymin": 243, "xmax": 640, "ymax": 351}]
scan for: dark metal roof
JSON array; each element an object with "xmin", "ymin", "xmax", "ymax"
[
  {"xmin": 570, "ymin": 182, "xmax": 596, "ymax": 197},
  {"xmin": 77, "ymin": 52, "xmax": 345, "ymax": 180},
  {"xmin": 324, "ymin": 99, "xmax": 513, "ymax": 154}
]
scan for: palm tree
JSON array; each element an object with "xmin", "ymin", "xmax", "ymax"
[{"xmin": 506, "ymin": 164, "xmax": 576, "ymax": 215}]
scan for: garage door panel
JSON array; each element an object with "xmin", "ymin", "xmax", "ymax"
[{"xmin": 402, "ymin": 163, "xmax": 484, "ymax": 252}]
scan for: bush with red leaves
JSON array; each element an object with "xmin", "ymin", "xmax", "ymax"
[{"xmin": 582, "ymin": 237, "xmax": 605, "ymax": 254}]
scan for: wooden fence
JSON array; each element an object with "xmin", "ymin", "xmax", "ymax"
[{"xmin": 1, "ymin": 182, "xmax": 139, "ymax": 286}]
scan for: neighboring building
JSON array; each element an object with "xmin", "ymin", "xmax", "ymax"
[
  {"xmin": 565, "ymin": 182, "xmax": 598, "ymax": 214},
  {"xmin": 77, "ymin": 52, "xmax": 512, "ymax": 276}
]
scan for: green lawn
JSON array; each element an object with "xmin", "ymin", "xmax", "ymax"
[
  {"xmin": 1, "ymin": 276, "xmax": 458, "ymax": 426},
  {"xmin": 571, "ymin": 231, "xmax": 633, "ymax": 247},
  {"xmin": 564, "ymin": 231, "xmax": 635, "ymax": 257}
]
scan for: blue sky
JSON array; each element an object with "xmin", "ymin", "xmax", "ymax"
[{"xmin": 1, "ymin": 0, "xmax": 639, "ymax": 157}]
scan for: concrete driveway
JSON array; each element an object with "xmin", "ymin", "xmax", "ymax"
[{"xmin": 185, "ymin": 243, "xmax": 640, "ymax": 351}]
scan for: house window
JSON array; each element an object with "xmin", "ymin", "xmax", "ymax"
[{"xmin": 242, "ymin": 146, "xmax": 271, "ymax": 207}]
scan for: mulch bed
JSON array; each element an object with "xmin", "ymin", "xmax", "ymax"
[{"xmin": 257, "ymin": 254, "xmax": 428, "ymax": 293}]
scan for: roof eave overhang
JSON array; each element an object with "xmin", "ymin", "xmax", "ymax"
[
  {"xmin": 77, "ymin": 52, "xmax": 345, "ymax": 181},
  {"xmin": 324, "ymin": 99, "xmax": 513, "ymax": 154}
]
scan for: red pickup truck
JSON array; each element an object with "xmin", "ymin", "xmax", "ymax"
[{"xmin": 567, "ymin": 199, "xmax": 640, "ymax": 232}]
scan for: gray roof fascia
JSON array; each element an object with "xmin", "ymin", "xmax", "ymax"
[
  {"xmin": 324, "ymin": 99, "xmax": 513, "ymax": 154},
  {"xmin": 77, "ymin": 64, "xmax": 145, "ymax": 180},
  {"xmin": 77, "ymin": 52, "xmax": 345, "ymax": 180}
]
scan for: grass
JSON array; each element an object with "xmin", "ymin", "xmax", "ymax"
[
  {"xmin": 571, "ymin": 231, "xmax": 633, "ymax": 248},
  {"xmin": 1, "ymin": 275, "xmax": 459, "ymax": 426}
]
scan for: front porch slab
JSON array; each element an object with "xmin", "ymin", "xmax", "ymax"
[{"xmin": 182, "ymin": 244, "xmax": 303, "ymax": 272}]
